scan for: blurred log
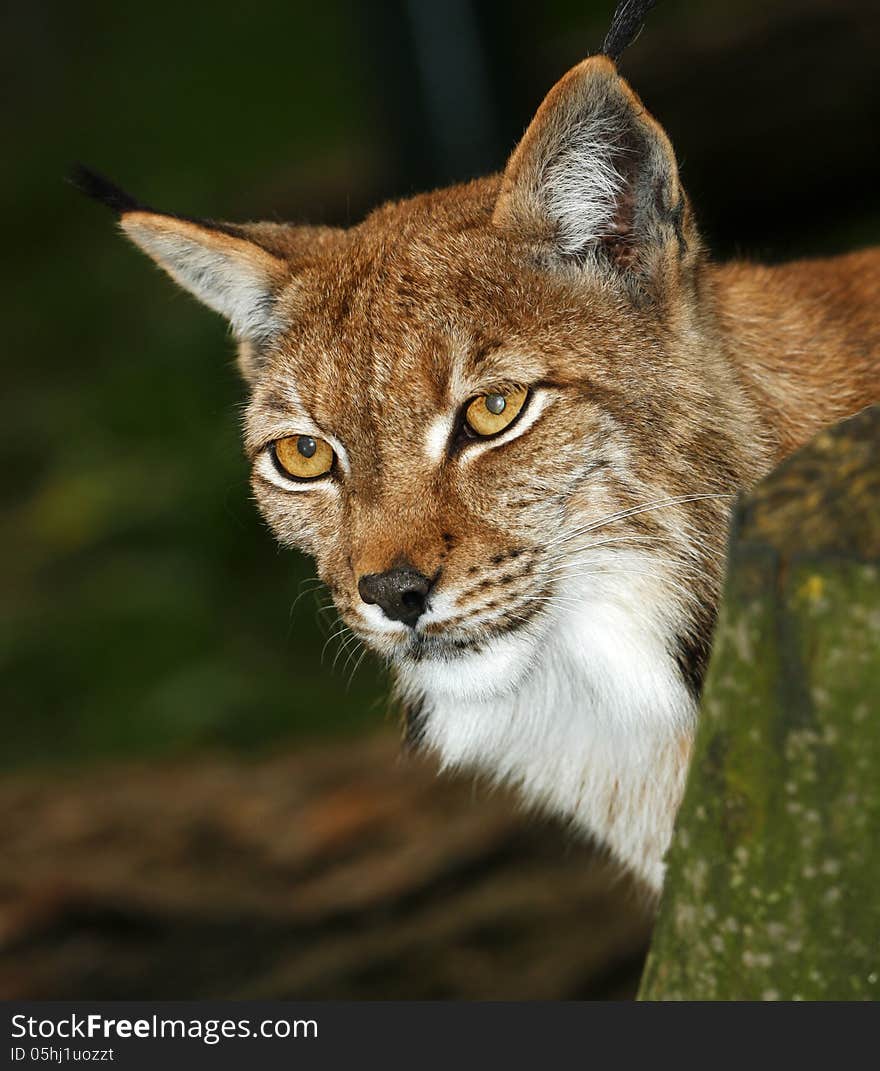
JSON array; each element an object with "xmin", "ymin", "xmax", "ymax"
[
  {"xmin": 0, "ymin": 736, "xmax": 650, "ymax": 1000},
  {"xmin": 640, "ymin": 405, "xmax": 880, "ymax": 1000}
]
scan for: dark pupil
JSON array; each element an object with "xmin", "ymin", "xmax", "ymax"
[
  {"xmin": 297, "ymin": 435, "xmax": 317, "ymax": 459},
  {"xmin": 485, "ymin": 394, "xmax": 506, "ymax": 415}
]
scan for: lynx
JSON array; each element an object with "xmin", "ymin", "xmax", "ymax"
[{"xmin": 75, "ymin": 2, "xmax": 879, "ymax": 892}]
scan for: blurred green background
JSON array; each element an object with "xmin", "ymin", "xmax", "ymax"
[{"xmin": 3, "ymin": 0, "xmax": 879, "ymax": 768}]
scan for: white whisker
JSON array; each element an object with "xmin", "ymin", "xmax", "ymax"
[
  {"xmin": 321, "ymin": 622, "xmax": 351, "ymax": 664},
  {"xmin": 543, "ymin": 491, "xmax": 733, "ymax": 551}
]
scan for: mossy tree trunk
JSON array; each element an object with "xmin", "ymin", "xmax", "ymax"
[{"xmin": 640, "ymin": 406, "xmax": 880, "ymax": 1000}]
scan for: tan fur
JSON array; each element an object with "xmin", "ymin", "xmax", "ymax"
[
  {"xmin": 714, "ymin": 251, "xmax": 880, "ymax": 461},
  {"xmin": 108, "ymin": 56, "xmax": 879, "ymax": 891}
]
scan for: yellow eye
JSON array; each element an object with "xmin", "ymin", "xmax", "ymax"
[
  {"xmin": 272, "ymin": 435, "xmax": 335, "ymax": 480},
  {"xmin": 465, "ymin": 387, "xmax": 528, "ymax": 437}
]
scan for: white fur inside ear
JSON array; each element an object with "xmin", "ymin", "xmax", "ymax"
[
  {"xmin": 121, "ymin": 214, "xmax": 284, "ymax": 343},
  {"xmin": 543, "ymin": 114, "xmax": 625, "ymax": 256}
]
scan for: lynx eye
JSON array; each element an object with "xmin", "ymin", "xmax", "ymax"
[
  {"xmin": 465, "ymin": 387, "xmax": 528, "ymax": 437},
  {"xmin": 272, "ymin": 434, "xmax": 335, "ymax": 480}
]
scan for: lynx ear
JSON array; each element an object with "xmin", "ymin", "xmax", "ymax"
[
  {"xmin": 71, "ymin": 166, "xmax": 288, "ymax": 344},
  {"xmin": 492, "ymin": 56, "xmax": 691, "ymax": 292},
  {"xmin": 120, "ymin": 213, "xmax": 288, "ymax": 343}
]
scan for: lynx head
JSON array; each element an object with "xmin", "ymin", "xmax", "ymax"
[{"xmin": 78, "ymin": 56, "xmax": 753, "ymax": 753}]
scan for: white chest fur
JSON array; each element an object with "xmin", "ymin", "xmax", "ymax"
[{"xmin": 405, "ymin": 577, "xmax": 697, "ymax": 893}]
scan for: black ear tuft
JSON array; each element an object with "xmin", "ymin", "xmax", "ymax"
[
  {"xmin": 67, "ymin": 164, "xmax": 148, "ymax": 215},
  {"xmin": 601, "ymin": 0, "xmax": 659, "ymax": 62}
]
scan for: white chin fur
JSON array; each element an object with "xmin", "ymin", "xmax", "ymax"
[{"xmin": 398, "ymin": 625, "xmax": 541, "ymax": 703}]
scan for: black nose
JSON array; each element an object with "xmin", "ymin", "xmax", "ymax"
[{"xmin": 357, "ymin": 565, "xmax": 432, "ymax": 626}]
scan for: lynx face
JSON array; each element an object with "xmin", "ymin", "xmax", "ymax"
[
  {"xmin": 243, "ymin": 184, "xmax": 735, "ymax": 715},
  {"xmin": 86, "ymin": 54, "xmax": 769, "ymax": 888}
]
